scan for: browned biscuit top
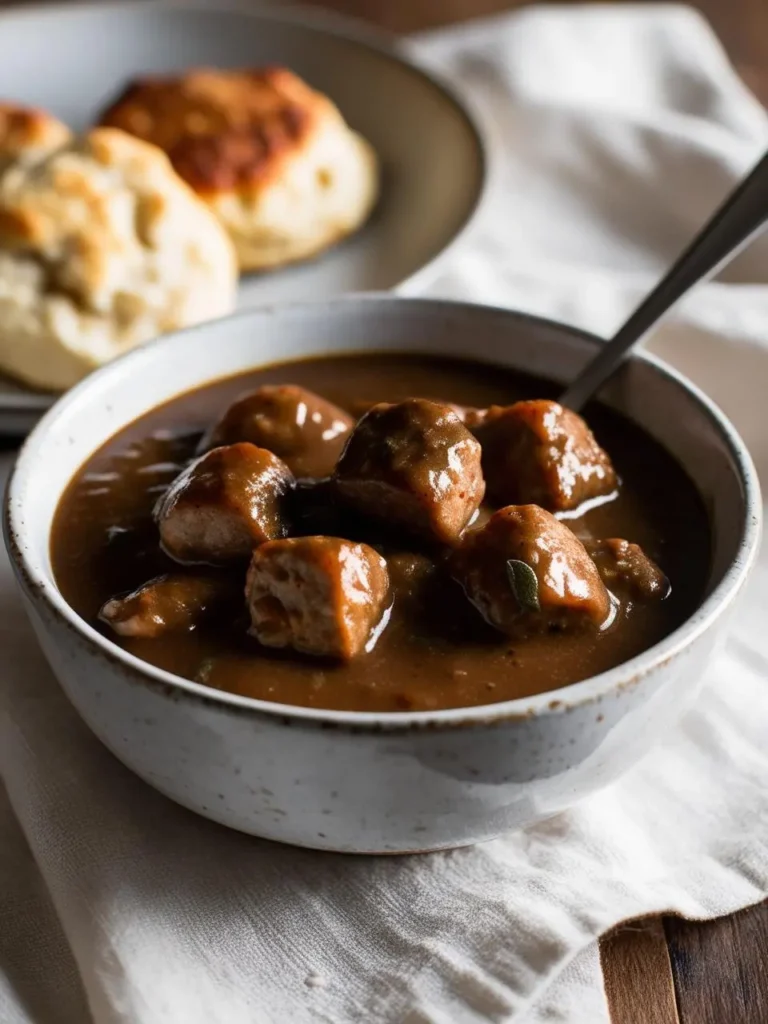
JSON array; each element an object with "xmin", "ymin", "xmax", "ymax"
[
  {"xmin": 0, "ymin": 101, "xmax": 71, "ymax": 163},
  {"xmin": 98, "ymin": 66, "xmax": 333, "ymax": 195}
]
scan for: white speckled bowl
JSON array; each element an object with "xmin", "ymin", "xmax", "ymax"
[{"xmin": 4, "ymin": 297, "xmax": 761, "ymax": 853}]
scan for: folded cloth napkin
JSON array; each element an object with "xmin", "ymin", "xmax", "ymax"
[{"xmin": 2, "ymin": 5, "xmax": 767, "ymax": 1023}]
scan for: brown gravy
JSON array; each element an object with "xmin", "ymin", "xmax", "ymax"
[{"xmin": 50, "ymin": 354, "xmax": 711, "ymax": 712}]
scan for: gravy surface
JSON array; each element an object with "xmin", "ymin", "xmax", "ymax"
[{"xmin": 51, "ymin": 354, "xmax": 710, "ymax": 711}]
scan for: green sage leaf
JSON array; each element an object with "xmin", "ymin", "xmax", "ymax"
[{"xmin": 506, "ymin": 559, "xmax": 540, "ymax": 613}]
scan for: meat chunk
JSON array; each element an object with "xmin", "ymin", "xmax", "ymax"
[
  {"xmin": 450, "ymin": 504, "xmax": 612, "ymax": 636},
  {"xmin": 289, "ymin": 478, "xmax": 347, "ymax": 538},
  {"xmin": 246, "ymin": 536, "xmax": 390, "ymax": 660},
  {"xmin": 386, "ymin": 551, "xmax": 438, "ymax": 603},
  {"xmin": 99, "ymin": 573, "xmax": 238, "ymax": 638},
  {"xmin": 586, "ymin": 538, "xmax": 670, "ymax": 601},
  {"xmin": 350, "ymin": 398, "xmax": 482, "ymax": 425},
  {"xmin": 200, "ymin": 385, "xmax": 354, "ymax": 479},
  {"xmin": 155, "ymin": 443, "xmax": 294, "ymax": 564},
  {"xmin": 461, "ymin": 407, "xmax": 488, "ymax": 430},
  {"xmin": 385, "ymin": 551, "xmax": 453, "ymax": 637},
  {"xmin": 472, "ymin": 399, "xmax": 617, "ymax": 511},
  {"xmin": 334, "ymin": 399, "xmax": 485, "ymax": 545}
]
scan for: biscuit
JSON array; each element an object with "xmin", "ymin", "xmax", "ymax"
[
  {"xmin": 0, "ymin": 101, "xmax": 71, "ymax": 172},
  {"xmin": 99, "ymin": 67, "xmax": 378, "ymax": 271},
  {"xmin": 0, "ymin": 127, "xmax": 237, "ymax": 391}
]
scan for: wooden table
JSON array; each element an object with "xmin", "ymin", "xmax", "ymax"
[
  {"xmin": 304, "ymin": 1, "xmax": 768, "ymax": 1021},
  {"xmin": 0, "ymin": 0, "xmax": 765, "ymax": 1020}
]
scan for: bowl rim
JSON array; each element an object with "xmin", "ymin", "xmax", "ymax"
[
  {"xmin": 0, "ymin": 0, "xmax": 490, "ymax": 406},
  {"xmin": 4, "ymin": 295, "xmax": 762, "ymax": 730}
]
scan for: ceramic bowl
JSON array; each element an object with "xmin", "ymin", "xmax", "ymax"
[{"xmin": 4, "ymin": 297, "xmax": 761, "ymax": 853}]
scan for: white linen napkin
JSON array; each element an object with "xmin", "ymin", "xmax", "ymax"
[{"xmin": 2, "ymin": 6, "xmax": 767, "ymax": 1023}]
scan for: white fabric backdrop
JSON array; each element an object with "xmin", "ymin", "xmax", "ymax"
[{"xmin": 1, "ymin": 5, "xmax": 767, "ymax": 1022}]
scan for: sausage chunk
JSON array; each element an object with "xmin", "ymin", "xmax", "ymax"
[
  {"xmin": 99, "ymin": 574, "xmax": 238, "ymax": 638},
  {"xmin": 450, "ymin": 504, "xmax": 612, "ymax": 636},
  {"xmin": 386, "ymin": 551, "xmax": 438, "ymax": 603},
  {"xmin": 586, "ymin": 538, "xmax": 670, "ymax": 601},
  {"xmin": 200, "ymin": 385, "xmax": 354, "ymax": 479},
  {"xmin": 350, "ymin": 398, "xmax": 482, "ymax": 425},
  {"xmin": 334, "ymin": 399, "xmax": 485, "ymax": 545},
  {"xmin": 472, "ymin": 399, "xmax": 617, "ymax": 511},
  {"xmin": 155, "ymin": 443, "xmax": 294, "ymax": 564},
  {"xmin": 289, "ymin": 478, "xmax": 350, "ymax": 538},
  {"xmin": 246, "ymin": 537, "xmax": 390, "ymax": 660}
]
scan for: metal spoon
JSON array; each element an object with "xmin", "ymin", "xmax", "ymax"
[{"xmin": 560, "ymin": 149, "xmax": 768, "ymax": 411}]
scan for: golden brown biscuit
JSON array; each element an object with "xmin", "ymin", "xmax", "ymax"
[
  {"xmin": 0, "ymin": 127, "xmax": 237, "ymax": 391},
  {"xmin": 0, "ymin": 101, "xmax": 71, "ymax": 171},
  {"xmin": 99, "ymin": 67, "xmax": 378, "ymax": 271}
]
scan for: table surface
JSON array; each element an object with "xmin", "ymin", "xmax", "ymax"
[{"xmin": 0, "ymin": 0, "xmax": 766, "ymax": 1021}]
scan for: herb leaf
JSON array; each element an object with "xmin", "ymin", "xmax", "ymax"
[{"xmin": 506, "ymin": 559, "xmax": 540, "ymax": 613}]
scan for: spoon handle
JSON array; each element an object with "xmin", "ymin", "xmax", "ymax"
[{"xmin": 561, "ymin": 149, "xmax": 768, "ymax": 411}]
